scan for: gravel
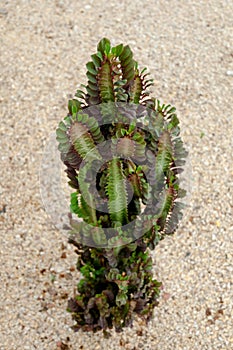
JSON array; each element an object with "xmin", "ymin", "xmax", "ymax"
[{"xmin": 0, "ymin": 0, "xmax": 232, "ymax": 349}]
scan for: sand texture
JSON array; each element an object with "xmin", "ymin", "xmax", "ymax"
[{"xmin": 0, "ymin": 0, "xmax": 233, "ymax": 349}]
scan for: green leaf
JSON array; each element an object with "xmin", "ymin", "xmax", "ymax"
[
  {"xmin": 119, "ymin": 45, "xmax": 133, "ymax": 62},
  {"xmin": 119, "ymin": 45, "xmax": 135, "ymax": 82},
  {"xmin": 167, "ymin": 107, "xmax": 176, "ymax": 114},
  {"xmin": 141, "ymin": 67, "xmax": 147, "ymax": 74},
  {"xmin": 68, "ymin": 99, "xmax": 82, "ymax": 114},
  {"xmin": 112, "ymin": 43, "xmax": 123, "ymax": 57},
  {"xmin": 104, "ymin": 42, "xmax": 111, "ymax": 55},
  {"xmin": 97, "ymin": 37, "xmax": 111, "ymax": 55},
  {"xmin": 96, "ymin": 51, "xmax": 103, "ymax": 60},
  {"xmin": 58, "ymin": 121, "xmax": 67, "ymax": 131},
  {"xmin": 86, "ymin": 86, "xmax": 99, "ymax": 97},
  {"xmin": 91, "ymin": 54, "xmax": 102, "ymax": 68},
  {"xmin": 56, "ymin": 128, "xmax": 67, "ymax": 138},
  {"xmin": 87, "ymin": 71, "xmax": 97, "ymax": 84},
  {"xmin": 75, "ymin": 90, "xmax": 86, "ymax": 99},
  {"xmin": 86, "ymin": 61, "xmax": 98, "ymax": 75},
  {"xmin": 70, "ymin": 192, "xmax": 80, "ymax": 214},
  {"xmin": 167, "ymin": 114, "xmax": 179, "ymax": 130}
]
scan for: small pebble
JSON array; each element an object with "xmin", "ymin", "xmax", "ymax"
[{"xmin": 226, "ymin": 70, "xmax": 233, "ymax": 76}]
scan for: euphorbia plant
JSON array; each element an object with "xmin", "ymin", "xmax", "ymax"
[{"xmin": 56, "ymin": 38, "xmax": 187, "ymax": 334}]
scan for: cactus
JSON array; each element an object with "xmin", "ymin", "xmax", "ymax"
[{"xmin": 56, "ymin": 38, "xmax": 187, "ymax": 334}]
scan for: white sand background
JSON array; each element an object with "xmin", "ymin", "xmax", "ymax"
[{"xmin": 0, "ymin": 1, "xmax": 232, "ymax": 349}]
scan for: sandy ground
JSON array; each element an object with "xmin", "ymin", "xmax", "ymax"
[{"xmin": 0, "ymin": 1, "xmax": 233, "ymax": 349}]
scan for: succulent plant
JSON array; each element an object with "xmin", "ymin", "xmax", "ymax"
[{"xmin": 56, "ymin": 38, "xmax": 187, "ymax": 334}]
